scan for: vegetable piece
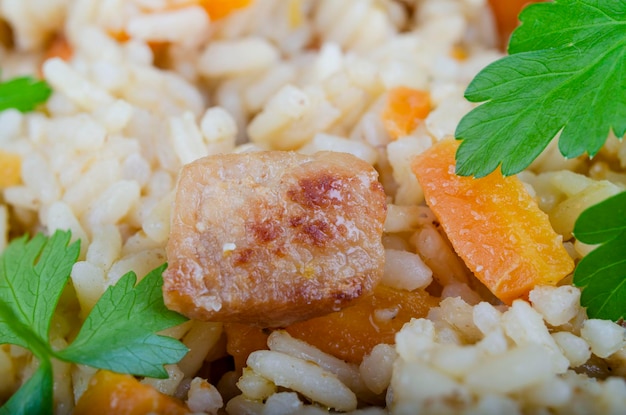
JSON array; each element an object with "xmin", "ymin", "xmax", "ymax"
[
  {"xmin": 0, "ymin": 230, "xmax": 189, "ymax": 415},
  {"xmin": 0, "ymin": 231, "xmax": 76, "ymax": 415},
  {"xmin": 0, "ymin": 74, "xmax": 52, "ymax": 112},
  {"xmin": 0, "ymin": 150, "xmax": 21, "ymax": 188},
  {"xmin": 455, "ymin": 0, "xmax": 626, "ymax": 178},
  {"xmin": 224, "ymin": 323, "xmax": 270, "ymax": 372},
  {"xmin": 487, "ymin": 0, "xmax": 544, "ymax": 48},
  {"xmin": 198, "ymin": 0, "xmax": 252, "ymax": 19},
  {"xmin": 382, "ymin": 87, "xmax": 431, "ymax": 140},
  {"xmin": 73, "ymin": 370, "xmax": 190, "ymax": 415},
  {"xmin": 449, "ymin": 45, "xmax": 468, "ymax": 61},
  {"xmin": 43, "ymin": 35, "xmax": 73, "ymax": 64},
  {"xmin": 0, "ymin": 231, "xmax": 79, "ymax": 352},
  {"xmin": 412, "ymin": 139, "xmax": 574, "ymax": 305},
  {"xmin": 224, "ymin": 285, "xmax": 436, "ymax": 367},
  {"xmin": 573, "ymin": 191, "xmax": 626, "ymax": 321},
  {"xmin": 0, "ymin": 359, "xmax": 53, "ymax": 415},
  {"xmin": 56, "ymin": 264, "xmax": 189, "ymax": 378},
  {"xmin": 285, "ymin": 285, "xmax": 438, "ymax": 363}
]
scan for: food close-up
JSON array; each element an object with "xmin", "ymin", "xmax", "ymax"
[{"xmin": 0, "ymin": 0, "xmax": 625, "ymax": 414}]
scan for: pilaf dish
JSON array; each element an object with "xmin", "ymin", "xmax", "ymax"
[{"xmin": 0, "ymin": 0, "xmax": 625, "ymax": 414}]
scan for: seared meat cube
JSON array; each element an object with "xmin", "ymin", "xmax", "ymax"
[{"xmin": 163, "ymin": 151, "xmax": 387, "ymax": 327}]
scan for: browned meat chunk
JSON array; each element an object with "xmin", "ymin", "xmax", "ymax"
[{"xmin": 163, "ymin": 151, "xmax": 387, "ymax": 327}]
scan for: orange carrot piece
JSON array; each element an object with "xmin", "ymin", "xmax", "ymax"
[
  {"xmin": 411, "ymin": 140, "xmax": 574, "ymax": 305},
  {"xmin": 223, "ymin": 286, "xmax": 437, "ymax": 366},
  {"xmin": 108, "ymin": 29, "xmax": 131, "ymax": 43},
  {"xmin": 450, "ymin": 45, "xmax": 468, "ymax": 61},
  {"xmin": 224, "ymin": 323, "xmax": 269, "ymax": 372},
  {"xmin": 74, "ymin": 371, "xmax": 190, "ymax": 415},
  {"xmin": 286, "ymin": 285, "xmax": 438, "ymax": 364},
  {"xmin": 0, "ymin": 151, "xmax": 21, "ymax": 188},
  {"xmin": 43, "ymin": 34, "xmax": 73, "ymax": 63},
  {"xmin": 40, "ymin": 34, "xmax": 73, "ymax": 76},
  {"xmin": 488, "ymin": 0, "xmax": 545, "ymax": 49},
  {"xmin": 381, "ymin": 87, "xmax": 431, "ymax": 140},
  {"xmin": 198, "ymin": 0, "xmax": 253, "ymax": 20},
  {"xmin": 106, "ymin": 0, "xmax": 252, "ymax": 45}
]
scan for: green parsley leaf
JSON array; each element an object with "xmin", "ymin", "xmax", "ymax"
[
  {"xmin": 573, "ymin": 191, "xmax": 626, "ymax": 321},
  {"xmin": 454, "ymin": 0, "xmax": 626, "ymax": 178},
  {"xmin": 0, "ymin": 231, "xmax": 189, "ymax": 414},
  {"xmin": 0, "ymin": 231, "xmax": 77, "ymax": 415},
  {"xmin": 0, "ymin": 231, "xmax": 79, "ymax": 352},
  {"xmin": 0, "ymin": 75, "xmax": 52, "ymax": 112},
  {"xmin": 0, "ymin": 359, "xmax": 53, "ymax": 415},
  {"xmin": 57, "ymin": 264, "xmax": 189, "ymax": 378}
]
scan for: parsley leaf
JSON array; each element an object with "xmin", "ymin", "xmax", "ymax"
[
  {"xmin": 0, "ymin": 74, "xmax": 52, "ymax": 112},
  {"xmin": 0, "ymin": 230, "xmax": 188, "ymax": 414},
  {"xmin": 573, "ymin": 191, "xmax": 626, "ymax": 321},
  {"xmin": 0, "ymin": 359, "xmax": 53, "ymax": 415},
  {"xmin": 454, "ymin": 0, "xmax": 626, "ymax": 178},
  {"xmin": 57, "ymin": 264, "xmax": 189, "ymax": 378},
  {"xmin": 0, "ymin": 231, "xmax": 79, "ymax": 353}
]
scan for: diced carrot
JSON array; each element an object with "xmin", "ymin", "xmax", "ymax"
[
  {"xmin": 223, "ymin": 286, "xmax": 437, "ymax": 366},
  {"xmin": 106, "ymin": 1, "xmax": 252, "ymax": 46},
  {"xmin": 198, "ymin": 0, "xmax": 253, "ymax": 20},
  {"xmin": 40, "ymin": 34, "xmax": 73, "ymax": 76},
  {"xmin": 381, "ymin": 87, "xmax": 431, "ymax": 140},
  {"xmin": 43, "ymin": 34, "xmax": 73, "ymax": 63},
  {"xmin": 450, "ymin": 44, "xmax": 468, "ymax": 61},
  {"xmin": 108, "ymin": 29, "xmax": 131, "ymax": 43},
  {"xmin": 488, "ymin": 0, "xmax": 545, "ymax": 49},
  {"xmin": 285, "ymin": 285, "xmax": 438, "ymax": 364},
  {"xmin": 74, "ymin": 371, "xmax": 190, "ymax": 415},
  {"xmin": 0, "ymin": 151, "xmax": 21, "ymax": 188},
  {"xmin": 224, "ymin": 323, "xmax": 269, "ymax": 372},
  {"xmin": 411, "ymin": 139, "xmax": 574, "ymax": 305}
]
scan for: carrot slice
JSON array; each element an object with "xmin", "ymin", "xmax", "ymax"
[
  {"xmin": 223, "ymin": 286, "xmax": 437, "ymax": 366},
  {"xmin": 412, "ymin": 139, "xmax": 574, "ymax": 304},
  {"xmin": 381, "ymin": 87, "xmax": 431, "ymax": 140},
  {"xmin": 39, "ymin": 34, "xmax": 73, "ymax": 76},
  {"xmin": 108, "ymin": 29, "xmax": 131, "ymax": 43},
  {"xmin": 224, "ymin": 323, "xmax": 269, "ymax": 372},
  {"xmin": 286, "ymin": 285, "xmax": 438, "ymax": 363},
  {"xmin": 411, "ymin": 139, "xmax": 574, "ymax": 305},
  {"xmin": 74, "ymin": 371, "xmax": 190, "ymax": 415},
  {"xmin": 488, "ymin": 0, "xmax": 545, "ymax": 49},
  {"xmin": 0, "ymin": 151, "xmax": 21, "ymax": 188},
  {"xmin": 43, "ymin": 34, "xmax": 73, "ymax": 63},
  {"xmin": 198, "ymin": 0, "xmax": 253, "ymax": 20},
  {"xmin": 106, "ymin": 0, "xmax": 252, "ymax": 45},
  {"xmin": 450, "ymin": 45, "xmax": 468, "ymax": 61}
]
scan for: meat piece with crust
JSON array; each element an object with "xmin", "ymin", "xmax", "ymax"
[{"xmin": 163, "ymin": 151, "xmax": 387, "ymax": 327}]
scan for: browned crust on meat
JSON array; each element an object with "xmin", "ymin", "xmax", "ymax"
[{"xmin": 163, "ymin": 151, "xmax": 387, "ymax": 327}]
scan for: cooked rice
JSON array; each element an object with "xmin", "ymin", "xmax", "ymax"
[{"xmin": 1, "ymin": 0, "xmax": 626, "ymax": 414}]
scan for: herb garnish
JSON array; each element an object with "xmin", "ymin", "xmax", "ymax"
[
  {"xmin": 572, "ymin": 191, "xmax": 626, "ymax": 321},
  {"xmin": 0, "ymin": 230, "xmax": 188, "ymax": 415},
  {"xmin": 454, "ymin": 0, "xmax": 626, "ymax": 178},
  {"xmin": 0, "ymin": 73, "xmax": 52, "ymax": 112}
]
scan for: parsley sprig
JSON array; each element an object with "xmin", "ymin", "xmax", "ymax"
[
  {"xmin": 453, "ymin": 0, "xmax": 626, "ymax": 321},
  {"xmin": 0, "ymin": 230, "xmax": 188, "ymax": 415},
  {"xmin": 573, "ymin": 191, "xmax": 626, "ymax": 321},
  {"xmin": 454, "ymin": 0, "xmax": 626, "ymax": 178},
  {"xmin": 0, "ymin": 73, "xmax": 52, "ymax": 112}
]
